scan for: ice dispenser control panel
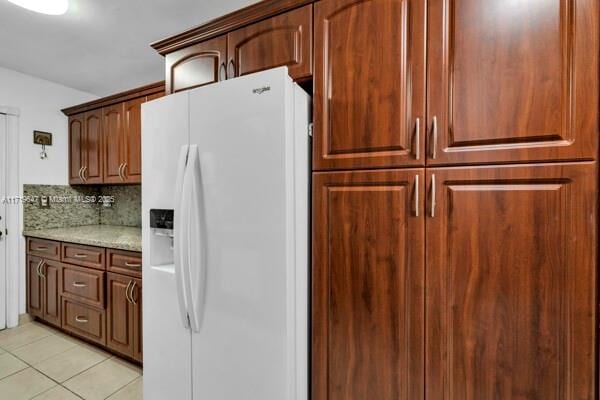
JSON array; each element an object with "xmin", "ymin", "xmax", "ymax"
[{"xmin": 149, "ymin": 209, "xmax": 174, "ymax": 266}]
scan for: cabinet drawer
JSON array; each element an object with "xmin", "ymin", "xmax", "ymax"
[
  {"xmin": 62, "ymin": 298, "xmax": 106, "ymax": 346},
  {"xmin": 27, "ymin": 238, "xmax": 60, "ymax": 261},
  {"xmin": 62, "ymin": 243, "xmax": 105, "ymax": 270},
  {"xmin": 107, "ymin": 249, "xmax": 142, "ymax": 278},
  {"xmin": 61, "ymin": 264, "xmax": 105, "ymax": 308}
]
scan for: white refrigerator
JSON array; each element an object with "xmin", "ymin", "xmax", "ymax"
[{"xmin": 141, "ymin": 67, "xmax": 310, "ymax": 400}]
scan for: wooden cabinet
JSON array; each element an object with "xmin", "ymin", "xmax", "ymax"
[
  {"xmin": 64, "ymin": 82, "xmax": 164, "ymax": 186},
  {"xmin": 426, "ymin": 163, "xmax": 597, "ymax": 399},
  {"xmin": 427, "ymin": 0, "xmax": 599, "ymax": 165},
  {"xmin": 162, "ymin": 5, "xmax": 312, "ymax": 94},
  {"xmin": 165, "ymin": 36, "xmax": 228, "ymax": 94},
  {"xmin": 42, "ymin": 260, "xmax": 62, "ymax": 327},
  {"xmin": 68, "ymin": 109, "xmax": 103, "ymax": 185},
  {"xmin": 26, "ymin": 238, "xmax": 143, "ymax": 362},
  {"xmin": 313, "ymin": 0, "xmax": 425, "ymax": 170},
  {"xmin": 107, "ymin": 273, "xmax": 142, "ymax": 362},
  {"xmin": 122, "ymin": 97, "xmax": 144, "ymax": 183},
  {"xmin": 227, "ymin": 5, "xmax": 312, "ymax": 81},
  {"xmin": 26, "ymin": 256, "xmax": 62, "ymax": 328},
  {"xmin": 312, "ymin": 169, "xmax": 424, "ymax": 400},
  {"xmin": 26, "ymin": 256, "xmax": 44, "ymax": 319},
  {"xmin": 102, "ymin": 103, "xmax": 124, "ymax": 184}
]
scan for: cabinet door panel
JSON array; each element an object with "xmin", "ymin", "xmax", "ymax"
[
  {"xmin": 428, "ymin": 0, "xmax": 599, "ymax": 165},
  {"xmin": 123, "ymin": 98, "xmax": 144, "ymax": 183},
  {"xmin": 312, "ymin": 169, "xmax": 424, "ymax": 400},
  {"xmin": 166, "ymin": 35, "xmax": 227, "ymax": 94},
  {"xmin": 132, "ymin": 278, "xmax": 142, "ymax": 362},
  {"xmin": 227, "ymin": 5, "xmax": 312, "ymax": 80},
  {"xmin": 107, "ymin": 273, "xmax": 134, "ymax": 357},
  {"xmin": 42, "ymin": 260, "xmax": 62, "ymax": 327},
  {"xmin": 68, "ymin": 114, "xmax": 85, "ymax": 185},
  {"xmin": 84, "ymin": 110, "xmax": 103, "ymax": 183},
  {"xmin": 426, "ymin": 163, "xmax": 597, "ymax": 399},
  {"xmin": 314, "ymin": 0, "xmax": 426, "ymax": 170},
  {"xmin": 103, "ymin": 104, "xmax": 124, "ymax": 184},
  {"xmin": 27, "ymin": 256, "xmax": 43, "ymax": 318}
]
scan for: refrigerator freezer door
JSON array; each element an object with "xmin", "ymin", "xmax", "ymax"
[
  {"xmin": 142, "ymin": 92, "xmax": 193, "ymax": 400},
  {"xmin": 188, "ymin": 68, "xmax": 308, "ymax": 400}
]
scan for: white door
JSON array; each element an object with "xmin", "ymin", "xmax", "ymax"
[
  {"xmin": 0, "ymin": 114, "xmax": 7, "ymax": 329},
  {"xmin": 188, "ymin": 68, "xmax": 307, "ymax": 399}
]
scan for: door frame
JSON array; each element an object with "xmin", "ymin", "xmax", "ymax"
[{"xmin": 0, "ymin": 107, "xmax": 20, "ymax": 329}]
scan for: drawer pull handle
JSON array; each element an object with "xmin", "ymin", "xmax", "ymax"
[
  {"xmin": 35, "ymin": 247, "xmax": 48, "ymax": 251},
  {"xmin": 125, "ymin": 262, "xmax": 141, "ymax": 268},
  {"xmin": 72, "ymin": 282, "xmax": 87, "ymax": 288},
  {"xmin": 75, "ymin": 316, "xmax": 88, "ymax": 323},
  {"xmin": 73, "ymin": 254, "xmax": 88, "ymax": 259}
]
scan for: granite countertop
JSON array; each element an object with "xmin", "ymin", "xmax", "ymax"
[{"xmin": 23, "ymin": 225, "xmax": 142, "ymax": 252}]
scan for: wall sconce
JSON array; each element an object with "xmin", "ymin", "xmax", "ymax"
[{"xmin": 33, "ymin": 131, "xmax": 52, "ymax": 159}]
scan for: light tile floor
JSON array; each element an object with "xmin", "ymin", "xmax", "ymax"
[{"xmin": 0, "ymin": 315, "xmax": 142, "ymax": 400}]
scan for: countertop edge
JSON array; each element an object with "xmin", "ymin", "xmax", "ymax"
[{"xmin": 23, "ymin": 229, "xmax": 142, "ymax": 253}]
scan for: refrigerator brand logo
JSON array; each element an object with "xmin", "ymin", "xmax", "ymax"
[{"xmin": 252, "ymin": 86, "xmax": 271, "ymax": 94}]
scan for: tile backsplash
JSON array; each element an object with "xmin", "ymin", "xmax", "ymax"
[{"xmin": 23, "ymin": 184, "xmax": 141, "ymax": 231}]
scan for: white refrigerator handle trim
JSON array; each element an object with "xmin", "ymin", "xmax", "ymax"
[
  {"xmin": 184, "ymin": 145, "xmax": 206, "ymax": 333},
  {"xmin": 174, "ymin": 145, "xmax": 191, "ymax": 328}
]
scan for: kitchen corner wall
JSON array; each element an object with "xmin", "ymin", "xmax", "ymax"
[{"xmin": 23, "ymin": 185, "xmax": 141, "ymax": 231}]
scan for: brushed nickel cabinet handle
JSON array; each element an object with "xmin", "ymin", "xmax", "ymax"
[
  {"xmin": 122, "ymin": 163, "xmax": 128, "ymax": 180},
  {"xmin": 82, "ymin": 166, "xmax": 88, "ymax": 182},
  {"xmin": 431, "ymin": 116, "xmax": 438, "ymax": 159},
  {"xmin": 72, "ymin": 282, "xmax": 87, "ymax": 288},
  {"xmin": 430, "ymin": 174, "xmax": 436, "ymax": 218},
  {"xmin": 125, "ymin": 280, "xmax": 133, "ymax": 304},
  {"xmin": 414, "ymin": 118, "xmax": 420, "ymax": 160},
  {"xmin": 40, "ymin": 261, "xmax": 46, "ymax": 278},
  {"xmin": 75, "ymin": 316, "xmax": 88, "ymax": 323},
  {"xmin": 78, "ymin": 167, "xmax": 84, "ymax": 181},
  {"xmin": 73, "ymin": 253, "xmax": 87, "ymax": 259},
  {"xmin": 219, "ymin": 62, "xmax": 227, "ymax": 81},
  {"xmin": 35, "ymin": 246, "xmax": 48, "ymax": 251},
  {"xmin": 125, "ymin": 262, "xmax": 142, "ymax": 268},
  {"xmin": 118, "ymin": 163, "xmax": 125, "ymax": 181},
  {"xmin": 129, "ymin": 281, "xmax": 138, "ymax": 305},
  {"xmin": 228, "ymin": 59, "xmax": 235, "ymax": 79},
  {"xmin": 414, "ymin": 175, "xmax": 420, "ymax": 217}
]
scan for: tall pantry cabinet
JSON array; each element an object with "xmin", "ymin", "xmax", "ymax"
[
  {"xmin": 151, "ymin": 0, "xmax": 599, "ymax": 397},
  {"xmin": 312, "ymin": 0, "xmax": 598, "ymax": 399}
]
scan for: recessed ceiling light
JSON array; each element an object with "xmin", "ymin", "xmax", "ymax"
[{"xmin": 6, "ymin": 0, "xmax": 69, "ymax": 15}]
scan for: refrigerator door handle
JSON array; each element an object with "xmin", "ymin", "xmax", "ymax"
[
  {"xmin": 183, "ymin": 145, "xmax": 207, "ymax": 333},
  {"xmin": 174, "ymin": 145, "xmax": 191, "ymax": 328}
]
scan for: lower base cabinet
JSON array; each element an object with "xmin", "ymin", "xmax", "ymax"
[
  {"xmin": 26, "ymin": 256, "xmax": 62, "ymax": 328},
  {"xmin": 26, "ymin": 239, "xmax": 143, "ymax": 363},
  {"xmin": 312, "ymin": 162, "xmax": 597, "ymax": 399},
  {"xmin": 107, "ymin": 273, "xmax": 142, "ymax": 362}
]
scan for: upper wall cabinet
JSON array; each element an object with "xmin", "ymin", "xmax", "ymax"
[
  {"xmin": 64, "ymin": 82, "xmax": 165, "ymax": 185},
  {"xmin": 227, "ymin": 5, "xmax": 312, "ymax": 81},
  {"xmin": 158, "ymin": 3, "xmax": 313, "ymax": 94},
  {"xmin": 69, "ymin": 110, "xmax": 103, "ymax": 185},
  {"xmin": 313, "ymin": 0, "xmax": 426, "ymax": 170},
  {"xmin": 165, "ymin": 36, "xmax": 228, "ymax": 94},
  {"xmin": 427, "ymin": 0, "xmax": 599, "ymax": 165}
]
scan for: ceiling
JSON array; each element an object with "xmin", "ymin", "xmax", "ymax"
[{"xmin": 0, "ymin": 0, "xmax": 258, "ymax": 96}]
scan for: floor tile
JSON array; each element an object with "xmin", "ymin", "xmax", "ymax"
[
  {"xmin": 12, "ymin": 334, "xmax": 78, "ymax": 364},
  {"xmin": 0, "ymin": 322, "xmax": 53, "ymax": 350},
  {"xmin": 18, "ymin": 313, "xmax": 34, "ymax": 325},
  {"xmin": 64, "ymin": 358, "xmax": 141, "ymax": 400},
  {"xmin": 0, "ymin": 368, "xmax": 56, "ymax": 400},
  {"xmin": 0, "ymin": 352, "xmax": 28, "ymax": 379},
  {"xmin": 106, "ymin": 376, "xmax": 143, "ymax": 400},
  {"xmin": 34, "ymin": 345, "xmax": 108, "ymax": 383},
  {"xmin": 32, "ymin": 385, "xmax": 83, "ymax": 400}
]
